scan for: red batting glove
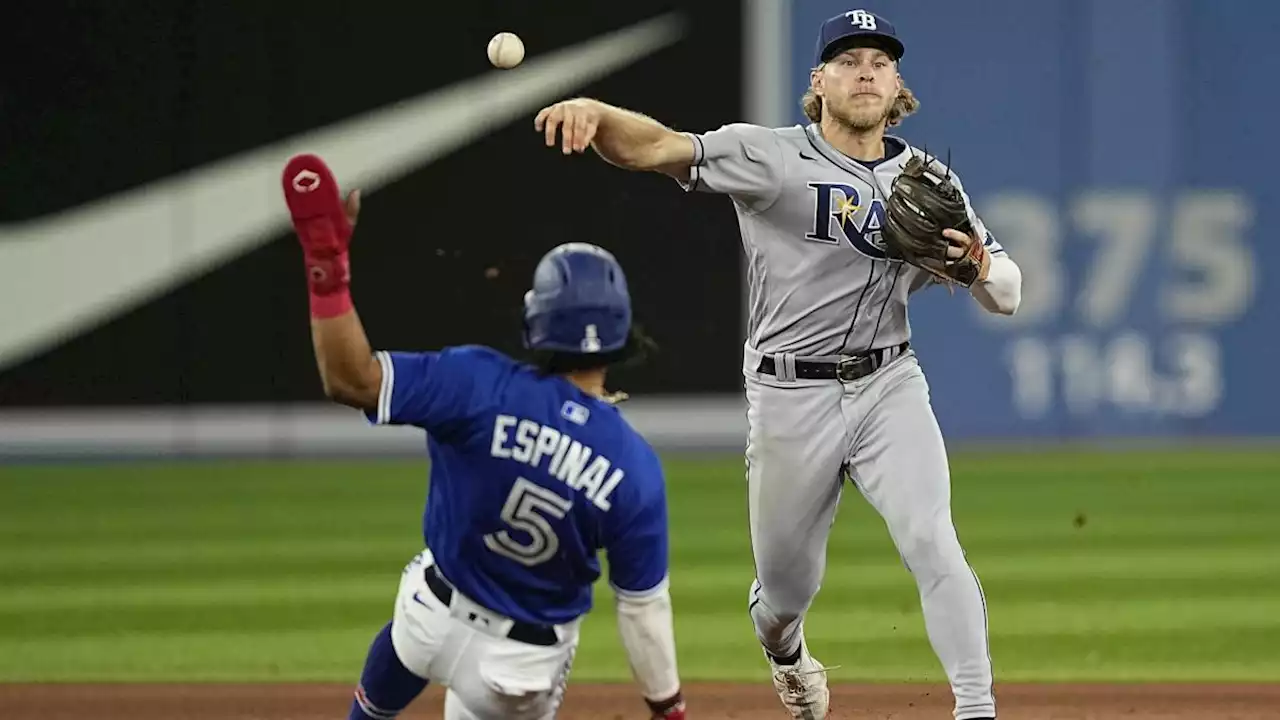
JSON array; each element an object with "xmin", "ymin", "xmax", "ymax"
[
  {"xmin": 281, "ymin": 153, "xmax": 356, "ymax": 318},
  {"xmin": 646, "ymin": 691, "xmax": 686, "ymax": 720}
]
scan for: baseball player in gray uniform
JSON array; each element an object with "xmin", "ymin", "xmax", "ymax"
[{"xmin": 536, "ymin": 10, "xmax": 1021, "ymax": 720}]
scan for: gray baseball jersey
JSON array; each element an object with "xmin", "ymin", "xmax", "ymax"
[{"xmin": 679, "ymin": 122, "xmax": 1005, "ymax": 357}]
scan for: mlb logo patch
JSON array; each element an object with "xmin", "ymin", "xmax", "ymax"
[{"xmin": 561, "ymin": 401, "xmax": 590, "ymax": 426}]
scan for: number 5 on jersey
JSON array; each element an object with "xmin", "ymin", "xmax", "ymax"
[{"xmin": 483, "ymin": 478, "xmax": 573, "ymax": 567}]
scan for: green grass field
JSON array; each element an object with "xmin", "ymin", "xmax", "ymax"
[{"xmin": 1, "ymin": 449, "xmax": 1278, "ymax": 684}]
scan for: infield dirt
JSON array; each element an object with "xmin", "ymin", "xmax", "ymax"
[{"xmin": 4, "ymin": 681, "xmax": 1278, "ymax": 719}]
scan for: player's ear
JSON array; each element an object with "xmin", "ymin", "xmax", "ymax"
[{"xmin": 810, "ymin": 65, "xmax": 825, "ymax": 97}]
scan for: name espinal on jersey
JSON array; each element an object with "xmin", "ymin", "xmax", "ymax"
[{"xmin": 489, "ymin": 414, "xmax": 624, "ymax": 511}]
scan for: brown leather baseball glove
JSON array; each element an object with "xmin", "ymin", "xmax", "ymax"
[{"xmin": 882, "ymin": 154, "xmax": 989, "ymax": 287}]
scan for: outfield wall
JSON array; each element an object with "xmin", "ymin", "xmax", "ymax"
[
  {"xmin": 0, "ymin": 400, "xmax": 748, "ymax": 460},
  {"xmin": 6, "ymin": 401, "xmax": 1277, "ymax": 461}
]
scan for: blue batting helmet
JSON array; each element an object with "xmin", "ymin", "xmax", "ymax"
[{"xmin": 522, "ymin": 242, "xmax": 632, "ymax": 354}]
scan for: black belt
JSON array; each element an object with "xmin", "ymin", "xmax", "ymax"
[
  {"xmin": 757, "ymin": 342, "xmax": 909, "ymax": 382},
  {"xmin": 424, "ymin": 564, "xmax": 559, "ymax": 647}
]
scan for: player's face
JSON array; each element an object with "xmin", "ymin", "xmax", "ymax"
[{"xmin": 813, "ymin": 47, "xmax": 901, "ymax": 132}]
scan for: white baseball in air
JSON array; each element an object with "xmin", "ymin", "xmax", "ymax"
[{"xmin": 487, "ymin": 32, "xmax": 525, "ymax": 69}]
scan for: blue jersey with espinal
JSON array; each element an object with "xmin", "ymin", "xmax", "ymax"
[{"xmin": 365, "ymin": 345, "xmax": 669, "ymax": 626}]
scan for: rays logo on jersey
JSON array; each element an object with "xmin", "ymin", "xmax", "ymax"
[{"xmin": 805, "ymin": 182, "xmax": 892, "ymax": 259}]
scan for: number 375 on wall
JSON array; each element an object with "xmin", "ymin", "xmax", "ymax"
[{"xmin": 973, "ymin": 189, "xmax": 1256, "ymax": 329}]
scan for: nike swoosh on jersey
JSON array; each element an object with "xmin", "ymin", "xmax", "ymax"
[{"xmin": 0, "ymin": 13, "xmax": 686, "ymax": 371}]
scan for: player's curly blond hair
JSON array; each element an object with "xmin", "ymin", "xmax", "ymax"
[{"xmin": 801, "ymin": 84, "xmax": 920, "ymax": 128}]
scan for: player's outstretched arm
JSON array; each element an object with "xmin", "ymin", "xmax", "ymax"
[
  {"xmin": 309, "ymin": 299, "xmax": 382, "ymax": 409},
  {"xmin": 534, "ymin": 98, "xmax": 696, "ymax": 181},
  {"xmin": 536, "ymin": 99, "xmax": 785, "ymax": 210},
  {"xmin": 606, "ymin": 467, "xmax": 686, "ymax": 719},
  {"xmin": 615, "ymin": 585, "xmax": 686, "ymax": 719},
  {"xmin": 281, "ymin": 154, "xmax": 382, "ymax": 411}
]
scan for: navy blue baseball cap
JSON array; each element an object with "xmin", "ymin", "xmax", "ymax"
[{"xmin": 814, "ymin": 9, "xmax": 904, "ymax": 66}]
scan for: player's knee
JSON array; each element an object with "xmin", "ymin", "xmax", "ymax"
[
  {"xmin": 483, "ymin": 689, "xmax": 550, "ymax": 720},
  {"xmin": 896, "ymin": 519, "xmax": 967, "ymax": 580},
  {"xmin": 754, "ymin": 562, "xmax": 821, "ymax": 605},
  {"xmin": 748, "ymin": 581, "xmax": 807, "ymax": 632},
  {"xmin": 448, "ymin": 684, "xmax": 548, "ymax": 720},
  {"xmin": 451, "ymin": 659, "xmax": 565, "ymax": 720},
  {"xmin": 756, "ymin": 603, "xmax": 803, "ymax": 629}
]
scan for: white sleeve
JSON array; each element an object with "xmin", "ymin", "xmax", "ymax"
[
  {"xmin": 370, "ymin": 351, "xmax": 395, "ymax": 425},
  {"xmin": 969, "ymin": 252, "xmax": 1022, "ymax": 315},
  {"xmin": 614, "ymin": 582, "xmax": 681, "ymax": 702}
]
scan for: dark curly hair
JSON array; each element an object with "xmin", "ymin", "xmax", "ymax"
[{"xmin": 525, "ymin": 323, "xmax": 659, "ymax": 376}]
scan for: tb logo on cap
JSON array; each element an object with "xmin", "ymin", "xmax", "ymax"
[{"xmin": 844, "ymin": 9, "xmax": 877, "ymax": 30}]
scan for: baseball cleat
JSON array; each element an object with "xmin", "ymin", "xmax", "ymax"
[{"xmin": 766, "ymin": 646, "xmax": 831, "ymax": 719}]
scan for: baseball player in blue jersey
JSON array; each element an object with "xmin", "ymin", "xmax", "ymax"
[
  {"xmin": 534, "ymin": 9, "xmax": 1021, "ymax": 720},
  {"xmin": 280, "ymin": 153, "xmax": 687, "ymax": 720}
]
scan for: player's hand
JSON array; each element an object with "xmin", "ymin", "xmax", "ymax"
[
  {"xmin": 534, "ymin": 98, "xmax": 601, "ymax": 154},
  {"xmin": 941, "ymin": 228, "xmax": 990, "ymax": 282},
  {"xmin": 940, "ymin": 228, "xmax": 973, "ymax": 259}
]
